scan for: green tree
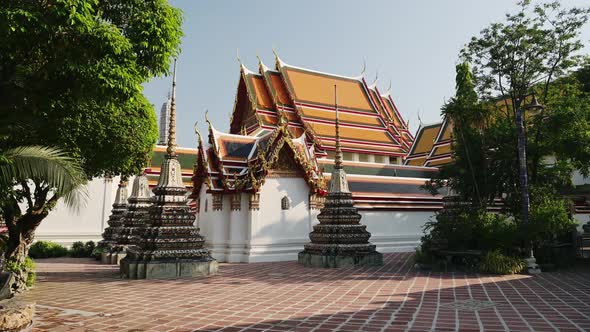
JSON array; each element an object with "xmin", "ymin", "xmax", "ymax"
[
  {"xmin": 423, "ymin": 1, "xmax": 589, "ymax": 261},
  {"xmin": 0, "ymin": 0, "xmax": 183, "ymax": 286},
  {"xmin": 461, "ymin": 1, "xmax": 590, "ymax": 191},
  {"xmin": 0, "ymin": 146, "xmax": 86, "ymax": 293}
]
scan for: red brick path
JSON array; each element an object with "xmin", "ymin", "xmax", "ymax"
[{"xmin": 22, "ymin": 253, "xmax": 590, "ymax": 331}]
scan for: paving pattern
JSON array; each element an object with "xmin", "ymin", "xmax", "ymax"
[{"xmin": 21, "ymin": 254, "xmax": 590, "ymax": 332}]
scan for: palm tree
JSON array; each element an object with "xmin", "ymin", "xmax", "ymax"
[{"xmin": 0, "ymin": 146, "xmax": 87, "ymax": 293}]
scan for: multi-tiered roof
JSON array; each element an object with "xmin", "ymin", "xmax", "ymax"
[
  {"xmin": 190, "ymin": 54, "xmax": 442, "ymax": 210},
  {"xmin": 229, "ymin": 52, "xmax": 413, "ymax": 158}
]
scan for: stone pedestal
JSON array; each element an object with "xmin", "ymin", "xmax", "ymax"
[
  {"xmin": 121, "ymin": 258, "xmax": 218, "ymax": 279},
  {"xmin": 298, "ymin": 250, "xmax": 383, "ymax": 268}
]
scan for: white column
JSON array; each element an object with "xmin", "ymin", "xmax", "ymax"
[
  {"xmin": 245, "ymin": 193, "xmax": 261, "ymax": 263},
  {"xmin": 204, "ymin": 193, "xmax": 228, "ymax": 262},
  {"xmin": 227, "ymin": 193, "xmax": 247, "ymax": 262},
  {"xmin": 367, "ymin": 154, "xmax": 376, "ymax": 163}
]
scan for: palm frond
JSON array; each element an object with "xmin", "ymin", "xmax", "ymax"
[{"xmin": 0, "ymin": 146, "xmax": 88, "ymax": 209}]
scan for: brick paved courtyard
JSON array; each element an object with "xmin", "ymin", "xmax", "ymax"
[{"xmin": 21, "ymin": 253, "xmax": 590, "ymax": 332}]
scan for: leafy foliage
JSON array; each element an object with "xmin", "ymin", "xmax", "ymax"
[
  {"xmin": 0, "ymin": 0, "xmax": 182, "ymax": 292},
  {"xmin": 5, "ymin": 257, "xmax": 36, "ymax": 288},
  {"xmin": 529, "ymin": 187, "xmax": 578, "ymax": 245},
  {"xmin": 0, "ymin": 146, "xmax": 87, "ymax": 209},
  {"xmin": 0, "ymin": 0, "xmax": 180, "ymax": 177},
  {"xmin": 422, "ymin": 206, "xmax": 519, "ymax": 254},
  {"xmin": 69, "ymin": 241, "xmax": 96, "ymax": 258},
  {"xmin": 28, "ymin": 241, "xmax": 69, "ymax": 259},
  {"xmin": 479, "ymin": 250, "xmax": 526, "ymax": 275}
]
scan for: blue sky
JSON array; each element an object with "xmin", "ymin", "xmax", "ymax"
[{"xmin": 143, "ymin": 0, "xmax": 590, "ymax": 148}]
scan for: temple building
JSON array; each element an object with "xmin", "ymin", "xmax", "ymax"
[
  {"xmin": 35, "ymin": 53, "xmax": 590, "ymax": 263},
  {"xmin": 190, "ymin": 54, "xmax": 444, "ymax": 263}
]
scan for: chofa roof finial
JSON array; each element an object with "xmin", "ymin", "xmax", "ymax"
[
  {"xmin": 193, "ymin": 121, "xmax": 202, "ymax": 144},
  {"xmin": 360, "ymin": 59, "xmax": 366, "ymax": 77}
]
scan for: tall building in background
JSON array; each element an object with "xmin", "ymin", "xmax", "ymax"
[{"xmin": 158, "ymin": 94, "xmax": 171, "ymax": 145}]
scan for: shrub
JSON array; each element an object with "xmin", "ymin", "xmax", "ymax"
[
  {"xmin": 29, "ymin": 241, "xmax": 68, "ymax": 258},
  {"xmin": 529, "ymin": 188, "xmax": 578, "ymax": 245},
  {"xmin": 478, "ymin": 250, "xmax": 526, "ymax": 275},
  {"xmin": 422, "ymin": 206, "xmax": 519, "ymax": 253},
  {"xmin": 69, "ymin": 241, "xmax": 96, "ymax": 258},
  {"xmin": 478, "ymin": 213, "xmax": 519, "ymax": 253},
  {"xmin": 5, "ymin": 257, "xmax": 36, "ymax": 288}
]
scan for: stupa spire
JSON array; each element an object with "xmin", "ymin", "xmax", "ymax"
[
  {"xmin": 334, "ymin": 85, "xmax": 342, "ymax": 170},
  {"xmin": 167, "ymin": 59, "xmax": 177, "ymax": 156},
  {"xmin": 329, "ymin": 85, "xmax": 349, "ymax": 193}
]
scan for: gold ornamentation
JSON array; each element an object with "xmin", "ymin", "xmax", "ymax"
[
  {"xmin": 212, "ymin": 194, "xmax": 223, "ymax": 211},
  {"xmin": 231, "ymin": 193, "xmax": 241, "ymax": 211},
  {"xmin": 249, "ymin": 193, "xmax": 260, "ymax": 211}
]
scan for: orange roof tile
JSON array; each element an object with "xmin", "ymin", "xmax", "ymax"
[
  {"xmin": 281, "ymin": 67, "xmax": 375, "ymax": 112},
  {"xmin": 298, "ymin": 106, "xmax": 383, "ymax": 127},
  {"xmin": 409, "ymin": 124, "xmax": 441, "ymax": 155},
  {"xmin": 249, "ymin": 75, "xmax": 273, "ymax": 110}
]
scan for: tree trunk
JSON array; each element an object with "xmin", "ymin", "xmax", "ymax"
[{"xmin": 4, "ymin": 213, "xmax": 46, "ymax": 294}]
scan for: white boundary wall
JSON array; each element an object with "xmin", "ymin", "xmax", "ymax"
[{"xmin": 35, "ymin": 176, "xmax": 122, "ymax": 246}]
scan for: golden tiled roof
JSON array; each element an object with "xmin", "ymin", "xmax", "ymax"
[
  {"xmin": 230, "ymin": 55, "xmax": 411, "ymax": 157},
  {"xmin": 281, "ymin": 67, "xmax": 374, "ymax": 111},
  {"xmin": 407, "ymin": 123, "xmax": 441, "ymax": 156},
  {"xmin": 249, "ymin": 75, "xmax": 273, "ymax": 110}
]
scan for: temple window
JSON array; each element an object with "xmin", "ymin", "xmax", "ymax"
[
  {"xmin": 343, "ymin": 152, "xmax": 353, "ymax": 161},
  {"xmin": 359, "ymin": 154, "xmax": 369, "ymax": 162},
  {"xmin": 281, "ymin": 196, "xmax": 290, "ymax": 210},
  {"xmin": 326, "ymin": 151, "xmax": 336, "ymax": 159}
]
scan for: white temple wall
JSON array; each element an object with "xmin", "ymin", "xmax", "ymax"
[
  {"xmin": 35, "ymin": 176, "xmax": 120, "ymax": 246},
  {"xmin": 226, "ymin": 193, "xmax": 249, "ymax": 263},
  {"xmin": 197, "ymin": 186, "xmax": 230, "ymax": 262},
  {"xmin": 360, "ymin": 210, "xmax": 434, "ymax": 253},
  {"xmin": 246, "ymin": 177, "xmax": 313, "ymax": 263}
]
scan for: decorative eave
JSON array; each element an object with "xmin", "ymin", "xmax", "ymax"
[
  {"xmin": 245, "ymin": 125, "xmax": 325, "ymax": 194},
  {"xmin": 190, "ymin": 125, "xmax": 211, "ymax": 198}
]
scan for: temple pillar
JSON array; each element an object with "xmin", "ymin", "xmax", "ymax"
[
  {"xmin": 245, "ymin": 193, "xmax": 260, "ymax": 263},
  {"xmin": 227, "ymin": 193, "xmax": 247, "ymax": 262},
  {"xmin": 351, "ymin": 153, "xmax": 359, "ymax": 162},
  {"xmin": 367, "ymin": 154, "xmax": 376, "ymax": 163},
  {"xmin": 205, "ymin": 193, "xmax": 228, "ymax": 262}
]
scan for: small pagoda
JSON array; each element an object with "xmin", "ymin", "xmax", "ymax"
[
  {"xmin": 298, "ymin": 85, "xmax": 383, "ymax": 268},
  {"xmin": 121, "ymin": 60, "xmax": 218, "ymax": 279},
  {"xmin": 98, "ymin": 177, "xmax": 129, "ymax": 264},
  {"xmin": 118, "ymin": 172, "xmax": 152, "ymax": 261}
]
